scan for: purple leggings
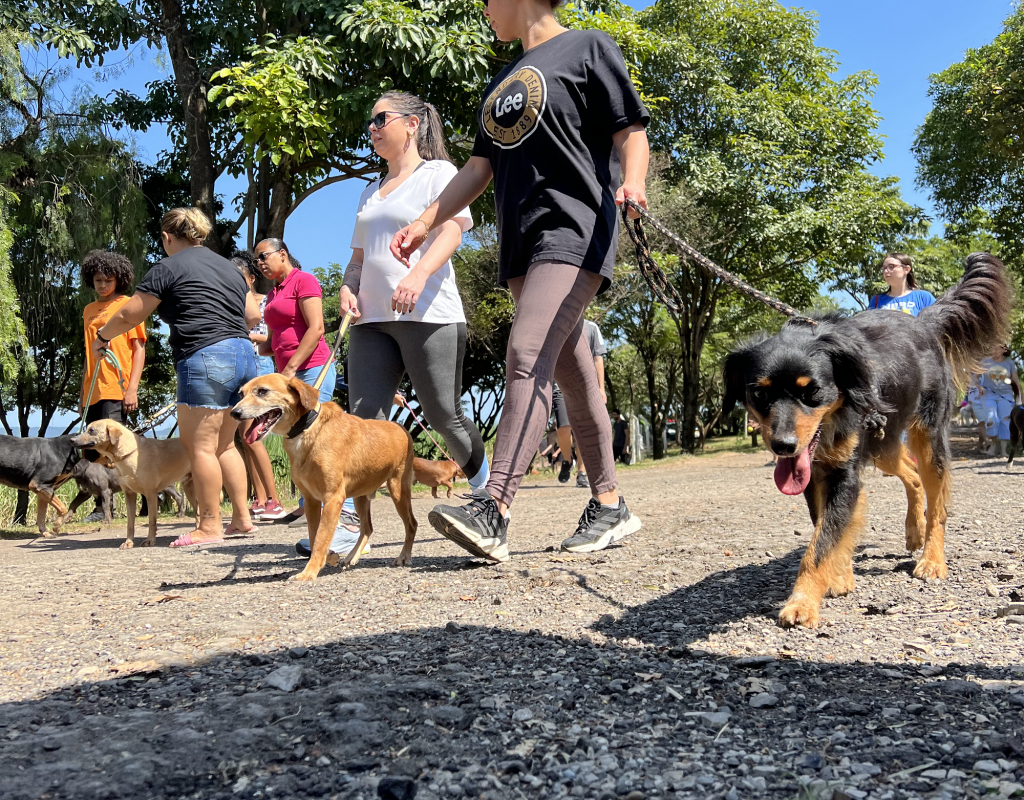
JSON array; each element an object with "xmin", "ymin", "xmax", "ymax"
[{"xmin": 486, "ymin": 262, "xmax": 617, "ymax": 506}]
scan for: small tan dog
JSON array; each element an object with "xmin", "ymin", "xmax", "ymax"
[
  {"xmin": 71, "ymin": 421, "xmax": 196, "ymax": 549},
  {"xmin": 231, "ymin": 374, "xmax": 417, "ymax": 580},
  {"xmin": 413, "ymin": 457, "xmax": 465, "ymax": 498}
]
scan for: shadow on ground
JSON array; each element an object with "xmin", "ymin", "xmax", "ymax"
[{"xmin": 2, "ymin": 607, "xmax": 1023, "ymax": 800}]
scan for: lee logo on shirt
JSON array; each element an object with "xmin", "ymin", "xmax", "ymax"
[{"xmin": 482, "ymin": 66, "xmax": 547, "ymax": 149}]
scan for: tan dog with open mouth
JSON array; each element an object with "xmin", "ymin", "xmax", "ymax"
[
  {"xmin": 230, "ymin": 374, "xmax": 417, "ymax": 580},
  {"xmin": 70, "ymin": 420, "xmax": 197, "ymax": 549}
]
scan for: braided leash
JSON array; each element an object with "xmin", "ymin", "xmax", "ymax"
[{"xmin": 620, "ymin": 200, "xmax": 817, "ymax": 326}]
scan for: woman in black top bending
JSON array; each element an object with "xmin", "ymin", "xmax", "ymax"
[
  {"xmin": 93, "ymin": 208, "xmax": 261, "ymax": 547},
  {"xmin": 391, "ymin": 0, "xmax": 650, "ymax": 560}
]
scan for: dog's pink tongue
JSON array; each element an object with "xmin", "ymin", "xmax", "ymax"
[
  {"xmin": 774, "ymin": 447, "xmax": 813, "ymax": 496},
  {"xmin": 243, "ymin": 423, "xmax": 261, "ymax": 446}
]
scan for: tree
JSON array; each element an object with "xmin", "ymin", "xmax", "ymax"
[
  {"xmin": 914, "ymin": 2, "xmax": 1024, "ymax": 262},
  {"xmin": 624, "ymin": 0, "xmax": 912, "ymax": 452}
]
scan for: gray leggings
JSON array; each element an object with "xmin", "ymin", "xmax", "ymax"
[
  {"xmin": 487, "ymin": 261, "xmax": 616, "ymax": 505},
  {"xmin": 348, "ymin": 321, "xmax": 486, "ymax": 479}
]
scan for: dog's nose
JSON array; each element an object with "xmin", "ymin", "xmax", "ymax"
[
  {"xmin": 771, "ymin": 436, "xmax": 799, "ymax": 457},
  {"xmin": 229, "ymin": 406, "xmax": 243, "ymax": 421}
]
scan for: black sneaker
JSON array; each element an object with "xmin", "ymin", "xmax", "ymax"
[
  {"xmin": 576, "ymin": 472, "xmax": 590, "ymax": 488},
  {"xmin": 560, "ymin": 497, "xmax": 642, "ymax": 553},
  {"xmin": 558, "ymin": 459, "xmax": 572, "ymax": 484},
  {"xmin": 428, "ymin": 491, "xmax": 509, "ymax": 562}
]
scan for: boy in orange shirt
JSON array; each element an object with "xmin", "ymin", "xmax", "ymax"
[{"xmin": 80, "ymin": 250, "xmax": 147, "ymax": 522}]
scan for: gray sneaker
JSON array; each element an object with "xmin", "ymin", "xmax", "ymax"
[
  {"xmin": 560, "ymin": 497, "xmax": 641, "ymax": 553},
  {"xmin": 428, "ymin": 491, "xmax": 509, "ymax": 562},
  {"xmin": 576, "ymin": 472, "xmax": 590, "ymax": 488},
  {"xmin": 294, "ymin": 510, "xmax": 368, "ymax": 557}
]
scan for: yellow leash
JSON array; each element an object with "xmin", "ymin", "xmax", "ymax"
[{"xmin": 313, "ymin": 310, "xmax": 355, "ymax": 393}]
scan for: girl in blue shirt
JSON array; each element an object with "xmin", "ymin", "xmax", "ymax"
[{"xmin": 869, "ymin": 253, "xmax": 936, "ymax": 316}]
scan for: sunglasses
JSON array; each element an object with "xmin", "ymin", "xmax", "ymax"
[
  {"xmin": 366, "ymin": 111, "xmax": 411, "ymax": 131},
  {"xmin": 256, "ymin": 248, "xmax": 283, "ymax": 263}
]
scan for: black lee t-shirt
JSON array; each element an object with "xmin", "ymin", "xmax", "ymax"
[
  {"xmin": 471, "ymin": 29, "xmax": 650, "ymax": 292},
  {"xmin": 135, "ymin": 246, "xmax": 250, "ymax": 364}
]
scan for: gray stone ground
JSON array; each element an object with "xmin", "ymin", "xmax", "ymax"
[{"xmin": 1, "ymin": 435, "xmax": 1023, "ymax": 800}]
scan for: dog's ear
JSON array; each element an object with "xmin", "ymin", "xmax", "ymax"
[
  {"xmin": 814, "ymin": 333, "xmax": 894, "ymax": 417},
  {"xmin": 106, "ymin": 422, "xmax": 123, "ymax": 453},
  {"xmin": 723, "ymin": 344, "xmax": 756, "ymax": 413},
  {"xmin": 288, "ymin": 377, "xmax": 321, "ymax": 413}
]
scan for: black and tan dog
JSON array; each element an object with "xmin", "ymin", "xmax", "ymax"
[
  {"xmin": 0, "ymin": 435, "xmax": 81, "ymax": 534},
  {"xmin": 231, "ymin": 374, "xmax": 418, "ymax": 580},
  {"xmin": 724, "ymin": 253, "xmax": 1011, "ymax": 628}
]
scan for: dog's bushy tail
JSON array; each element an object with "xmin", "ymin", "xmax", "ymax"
[{"xmin": 918, "ymin": 252, "xmax": 1013, "ymax": 388}]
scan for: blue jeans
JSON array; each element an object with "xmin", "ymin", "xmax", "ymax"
[
  {"xmin": 294, "ymin": 361, "xmax": 336, "ymax": 404},
  {"xmin": 256, "ymin": 354, "xmax": 275, "ymax": 377},
  {"xmin": 176, "ymin": 338, "xmax": 257, "ymax": 409}
]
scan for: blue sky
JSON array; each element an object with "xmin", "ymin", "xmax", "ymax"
[{"xmin": 74, "ymin": 0, "xmax": 1012, "ymax": 274}]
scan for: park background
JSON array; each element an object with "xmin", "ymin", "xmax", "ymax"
[{"xmin": 2, "ymin": 0, "xmax": 1023, "ymax": 521}]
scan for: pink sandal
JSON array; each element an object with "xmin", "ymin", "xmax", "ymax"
[{"xmin": 169, "ymin": 532, "xmax": 225, "ymax": 548}]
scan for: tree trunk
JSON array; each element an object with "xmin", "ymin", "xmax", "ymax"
[
  {"xmin": 160, "ymin": 0, "xmax": 219, "ymax": 248},
  {"xmin": 644, "ymin": 355, "xmax": 665, "ymax": 460},
  {"xmin": 265, "ymin": 163, "xmax": 294, "ymax": 239}
]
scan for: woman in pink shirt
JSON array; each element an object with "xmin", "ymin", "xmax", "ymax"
[{"xmin": 255, "ymin": 239, "xmax": 335, "ymax": 400}]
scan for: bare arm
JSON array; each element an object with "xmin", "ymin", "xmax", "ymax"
[
  {"xmin": 93, "ymin": 293, "xmax": 160, "ymax": 360},
  {"xmin": 613, "ymin": 123, "xmax": 650, "ymax": 218},
  {"xmin": 282, "ymin": 296, "xmax": 325, "ymax": 379},
  {"xmin": 390, "ymin": 156, "xmax": 492, "ymax": 266},
  {"xmin": 392, "ymin": 220, "xmax": 465, "ymax": 314},
  {"xmin": 258, "ymin": 331, "xmax": 273, "ymax": 357},
  {"xmin": 594, "ymin": 355, "xmax": 606, "ymax": 404},
  {"xmin": 123, "ymin": 337, "xmax": 146, "ymax": 412},
  {"xmin": 245, "ymin": 291, "xmax": 261, "ymax": 329}
]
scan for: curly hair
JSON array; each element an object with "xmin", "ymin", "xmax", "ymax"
[
  {"xmin": 231, "ymin": 250, "xmax": 274, "ymax": 295},
  {"xmin": 81, "ymin": 250, "xmax": 135, "ymax": 295}
]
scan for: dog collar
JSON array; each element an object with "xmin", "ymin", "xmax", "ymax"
[{"xmin": 286, "ymin": 403, "xmax": 321, "ymax": 439}]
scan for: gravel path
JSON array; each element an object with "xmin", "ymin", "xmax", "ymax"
[{"xmin": 1, "ymin": 437, "xmax": 1023, "ymax": 800}]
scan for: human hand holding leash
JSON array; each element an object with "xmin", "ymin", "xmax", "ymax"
[
  {"xmin": 339, "ymin": 286, "xmax": 361, "ymax": 320},
  {"xmin": 616, "ymin": 182, "xmax": 648, "ymax": 220}
]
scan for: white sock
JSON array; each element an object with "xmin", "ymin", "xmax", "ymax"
[
  {"xmin": 468, "ymin": 456, "xmax": 490, "ymax": 490},
  {"xmin": 601, "ymin": 498, "xmax": 621, "ymax": 510}
]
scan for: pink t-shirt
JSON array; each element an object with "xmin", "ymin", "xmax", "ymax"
[{"xmin": 264, "ymin": 269, "xmax": 331, "ymax": 372}]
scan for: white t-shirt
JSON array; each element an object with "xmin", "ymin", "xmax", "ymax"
[{"xmin": 349, "ymin": 160, "xmax": 473, "ymax": 325}]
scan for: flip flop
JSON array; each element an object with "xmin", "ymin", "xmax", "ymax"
[{"xmin": 169, "ymin": 532, "xmax": 226, "ymax": 549}]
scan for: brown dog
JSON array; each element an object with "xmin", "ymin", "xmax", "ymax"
[
  {"xmin": 230, "ymin": 374, "xmax": 417, "ymax": 579},
  {"xmin": 70, "ymin": 421, "xmax": 197, "ymax": 549},
  {"xmin": 413, "ymin": 457, "xmax": 465, "ymax": 498}
]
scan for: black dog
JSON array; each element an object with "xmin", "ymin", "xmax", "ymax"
[
  {"xmin": 724, "ymin": 253, "xmax": 1010, "ymax": 628},
  {"xmin": 66, "ymin": 461, "xmax": 188, "ymax": 524},
  {"xmin": 1008, "ymin": 405, "xmax": 1024, "ymax": 467},
  {"xmin": 0, "ymin": 435, "xmax": 82, "ymax": 535}
]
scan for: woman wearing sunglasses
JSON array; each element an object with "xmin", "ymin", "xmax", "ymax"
[
  {"xmin": 291, "ymin": 91, "xmax": 492, "ymax": 562},
  {"xmin": 391, "ymin": 0, "xmax": 650, "ymax": 560}
]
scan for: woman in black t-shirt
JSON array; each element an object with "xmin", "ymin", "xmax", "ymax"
[
  {"xmin": 391, "ymin": 0, "xmax": 650, "ymax": 561},
  {"xmin": 93, "ymin": 208, "xmax": 262, "ymax": 547}
]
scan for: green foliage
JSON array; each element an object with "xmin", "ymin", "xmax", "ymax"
[{"xmin": 914, "ymin": 2, "xmax": 1024, "ymax": 262}]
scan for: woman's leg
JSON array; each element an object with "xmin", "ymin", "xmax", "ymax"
[
  {"xmin": 239, "ymin": 436, "xmax": 268, "ymax": 505},
  {"xmin": 348, "ymin": 323, "xmax": 406, "ymax": 421},
  {"xmin": 486, "ymin": 262, "xmax": 604, "ymax": 509},
  {"xmin": 217, "ymin": 410, "xmax": 254, "ymax": 531},
  {"xmin": 389, "ymin": 321, "xmax": 489, "ymax": 486},
  {"xmin": 247, "ymin": 439, "xmax": 279, "ymax": 504},
  {"xmin": 178, "ymin": 406, "xmax": 229, "ymax": 541}
]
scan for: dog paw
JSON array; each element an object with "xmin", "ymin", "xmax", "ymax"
[
  {"xmin": 289, "ymin": 570, "xmax": 318, "ymax": 582},
  {"xmin": 140, "ymin": 539, "xmax": 155, "ymax": 548},
  {"xmin": 119, "ymin": 541, "xmax": 134, "ymax": 550},
  {"xmin": 913, "ymin": 558, "xmax": 948, "ymax": 580},
  {"xmin": 392, "ymin": 553, "xmax": 412, "ymax": 567},
  {"xmin": 325, "ymin": 552, "xmax": 340, "ymax": 567},
  {"xmin": 778, "ymin": 597, "xmax": 821, "ymax": 629}
]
